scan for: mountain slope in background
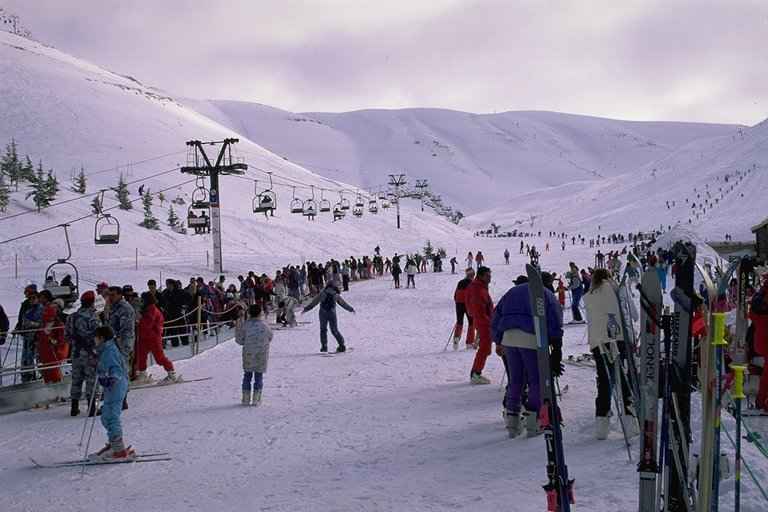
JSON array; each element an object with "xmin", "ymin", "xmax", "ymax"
[
  {"xmin": 466, "ymin": 119, "xmax": 768, "ymax": 241},
  {"xmin": 190, "ymin": 100, "xmax": 739, "ymax": 213},
  {"xmin": 0, "ymin": 31, "xmax": 465, "ymax": 293}
]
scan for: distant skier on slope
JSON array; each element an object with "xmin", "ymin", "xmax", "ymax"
[
  {"xmin": 504, "ymin": 249, "xmax": 510, "ymax": 265},
  {"xmin": 302, "ymin": 281, "xmax": 355, "ymax": 353}
]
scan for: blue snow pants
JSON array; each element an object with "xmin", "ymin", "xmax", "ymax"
[
  {"xmin": 504, "ymin": 346, "xmax": 541, "ymax": 414},
  {"xmin": 101, "ymin": 377, "xmax": 128, "ymax": 441},
  {"xmin": 319, "ymin": 309, "xmax": 345, "ymax": 349},
  {"xmin": 242, "ymin": 371, "xmax": 264, "ymax": 392}
]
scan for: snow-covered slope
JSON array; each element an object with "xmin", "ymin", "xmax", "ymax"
[
  {"xmin": 189, "ymin": 100, "xmax": 739, "ymax": 213},
  {"xmin": 0, "ymin": 31, "xmax": 467, "ymax": 296},
  {"xmin": 466, "ymin": 117, "xmax": 768, "ymax": 241}
]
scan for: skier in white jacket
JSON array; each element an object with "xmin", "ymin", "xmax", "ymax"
[{"xmin": 584, "ymin": 268, "xmax": 636, "ymax": 439}]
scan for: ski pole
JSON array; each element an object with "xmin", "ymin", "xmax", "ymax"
[
  {"xmin": 731, "ymin": 364, "xmax": 747, "ymax": 512},
  {"xmin": 80, "ymin": 382, "xmax": 101, "ymax": 475},
  {"xmin": 78, "ymin": 379, "xmax": 100, "ymax": 447},
  {"xmin": 711, "ymin": 313, "xmax": 727, "ymax": 509},
  {"xmin": 443, "ymin": 327, "xmax": 455, "ymax": 352}
]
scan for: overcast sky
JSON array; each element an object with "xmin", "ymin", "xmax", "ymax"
[{"xmin": 5, "ymin": 0, "xmax": 768, "ymax": 124}]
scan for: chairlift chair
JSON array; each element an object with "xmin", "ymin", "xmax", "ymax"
[
  {"xmin": 333, "ymin": 204, "xmax": 346, "ymax": 221},
  {"xmin": 339, "ymin": 194, "xmax": 351, "ymax": 211},
  {"xmin": 290, "ymin": 187, "xmax": 304, "ymax": 214},
  {"xmin": 252, "ymin": 177, "xmax": 277, "ymax": 216},
  {"xmin": 191, "ymin": 178, "xmax": 210, "ymax": 209},
  {"xmin": 353, "ymin": 206, "xmax": 364, "ymax": 218},
  {"xmin": 381, "ymin": 199, "xmax": 391, "ymax": 209},
  {"xmin": 44, "ymin": 224, "xmax": 79, "ymax": 305},
  {"xmin": 355, "ymin": 193, "xmax": 365, "ymax": 209},
  {"xmin": 303, "ymin": 199, "xmax": 318, "ymax": 220},
  {"xmin": 94, "ymin": 213, "xmax": 120, "ymax": 245},
  {"xmin": 388, "ymin": 192, "xmax": 399, "ymax": 205},
  {"xmin": 93, "ymin": 190, "xmax": 120, "ymax": 244},
  {"xmin": 187, "ymin": 205, "xmax": 211, "ymax": 234},
  {"xmin": 319, "ymin": 190, "xmax": 331, "ymax": 213},
  {"xmin": 368, "ymin": 198, "xmax": 378, "ymax": 214}
]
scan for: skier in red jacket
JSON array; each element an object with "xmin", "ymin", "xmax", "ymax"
[
  {"xmin": 135, "ymin": 294, "xmax": 178, "ymax": 384},
  {"xmin": 465, "ymin": 266, "xmax": 494, "ymax": 384},
  {"xmin": 452, "ymin": 268, "xmax": 476, "ymax": 350}
]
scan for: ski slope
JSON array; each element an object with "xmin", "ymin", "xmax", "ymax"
[
  {"xmin": 188, "ymin": 100, "xmax": 739, "ymax": 214},
  {"xmin": 466, "ymin": 119, "xmax": 768, "ymax": 242},
  {"xmin": 0, "ymin": 30, "xmax": 468, "ymax": 310},
  {"xmin": 2, "ymin": 240, "xmax": 766, "ymax": 512}
]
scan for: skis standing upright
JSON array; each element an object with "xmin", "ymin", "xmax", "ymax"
[
  {"xmin": 526, "ymin": 264, "xmax": 574, "ymax": 512},
  {"xmin": 666, "ymin": 241, "xmax": 697, "ymax": 510},
  {"xmin": 733, "ymin": 257, "xmax": 755, "ymax": 365},
  {"xmin": 637, "ymin": 269, "xmax": 662, "ymax": 512}
]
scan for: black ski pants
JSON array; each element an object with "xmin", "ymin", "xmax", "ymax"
[{"xmin": 593, "ymin": 346, "xmax": 632, "ymax": 417}]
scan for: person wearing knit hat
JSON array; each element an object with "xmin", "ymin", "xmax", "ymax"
[{"xmin": 66, "ymin": 290, "xmax": 101, "ymax": 416}]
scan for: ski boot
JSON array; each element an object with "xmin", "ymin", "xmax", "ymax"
[
  {"xmin": 252, "ymin": 390, "xmax": 262, "ymax": 406},
  {"xmin": 159, "ymin": 371, "xmax": 179, "ymax": 385},
  {"xmin": 320, "ymin": 345, "xmax": 328, "ymax": 353},
  {"xmin": 336, "ymin": 344, "xmax": 346, "ymax": 353},
  {"xmin": 595, "ymin": 416, "xmax": 610, "ymax": 440},
  {"xmin": 134, "ymin": 371, "xmax": 153, "ymax": 385},
  {"xmin": 98, "ymin": 438, "xmax": 135, "ymax": 462},
  {"xmin": 524, "ymin": 411, "xmax": 543, "ymax": 437},
  {"xmin": 505, "ymin": 412, "xmax": 522, "ymax": 438},
  {"xmin": 70, "ymin": 399, "xmax": 80, "ymax": 417},
  {"xmin": 470, "ymin": 372, "xmax": 491, "ymax": 385},
  {"xmin": 241, "ymin": 391, "xmax": 251, "ymax": 405}
]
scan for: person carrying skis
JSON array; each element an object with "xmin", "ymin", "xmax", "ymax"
[
  {"xmin": 565, "ymin": 262, "xmax": 585, "ymax": 323},
  {"xmin": 452, "ymin": 268, "xmax": 476, "ymax": 350},
  {"xmin": 492, "ymin": 272, "xmax": 563, "ymax": 437},
  {"xmin": 583, "ymin": 268, "xmax": 636, "ymax": 439},
  {"xmin": 66, "ymin": 291, "xmax": 101, "ymax": 417},
  {"xmin": 90, "ymin": 325, "xmax": 132, "ymax": 461},
  {"xmin": 504, "ymin": 249, "xmax": 510, "ymax": 265},
  {"xmin": 466, "ymin": 266, "xmax": 494, "ymax": 384},
  {"xmin": 135, "ymin": 293, "xmax": 177, "ymax": 384},
  {"xmin": 236, "ymin": 303, "xmax": 273, "ymax": 405},
  {"xmin": 302, "ymin": 281, "xmax": 355, "ymax": 353}
]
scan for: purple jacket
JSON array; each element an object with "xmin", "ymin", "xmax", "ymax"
[{"xmin": 491, "ymin": 284, "xmax": 563, "ymax": 344}]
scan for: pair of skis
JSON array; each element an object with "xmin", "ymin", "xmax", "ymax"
[
  {"xmin": 31, "ymin": 452, "xmax": 171, "ymax": 468},
  {"xmin": 526, "ymin": 264, "xmax": 574, "ymax": 511}
]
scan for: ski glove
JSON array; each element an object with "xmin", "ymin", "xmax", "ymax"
[
  {"xmin": 98, "ymin": 375, "xmax": 116, "ymax": 389},
  {"xmin": 550, "ymin": 345, "xmax": 564, "ymax": 377}
]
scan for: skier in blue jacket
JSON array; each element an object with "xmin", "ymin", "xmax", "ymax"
[
  {"xmin": 492, "ymin": 273, "xmax": 564, "ymax": 438},
  {"xmin": 90, "ymin": 325, "xmax": 133, "ymax": 461}
]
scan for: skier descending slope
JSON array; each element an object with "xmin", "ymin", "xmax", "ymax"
[
  {"xmin": 302, "ymin": 281, "xmax": 355, "ymax": 353},
  {"xmin": 525, "ymin": 264, "xmax": 573, "ymax": 511},
  {"xmin": 492, "ymin": 272, "xmax": 564, "ymax": 438}
]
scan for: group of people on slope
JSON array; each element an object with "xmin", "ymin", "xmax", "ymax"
[{"xmin": 451, "ymin": 261, "xmax": 640, "ymax": 440}]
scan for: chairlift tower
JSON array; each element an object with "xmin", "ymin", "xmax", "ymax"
[
  {"xmin": 180, "ymin": 138, "xmax": 247, "ymax": 273},
  {"xmin": 415, "ymin": 179, "xmax": 429, "ymax": 212},
  {"xmin": 388, "ymin": 173, "xmax": 407, "ymax": 229}
]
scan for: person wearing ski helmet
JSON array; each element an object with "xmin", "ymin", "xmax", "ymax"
[{"xmin": 584, "ymin": 269, "xmax": 636, "ymax": 439}]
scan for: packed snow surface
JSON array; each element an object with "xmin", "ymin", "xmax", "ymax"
[{"xmin": 1, "ymin": 240, "xmax": 766, "ymax": 512}]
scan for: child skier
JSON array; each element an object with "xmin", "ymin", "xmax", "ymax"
[
  {"xmin": 235, "ymin": 303, "xmax": 273, "ymax": 405},
  {"xmin": 90, "ymin": 325, "xmax": 132, "ymax": 461}
]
